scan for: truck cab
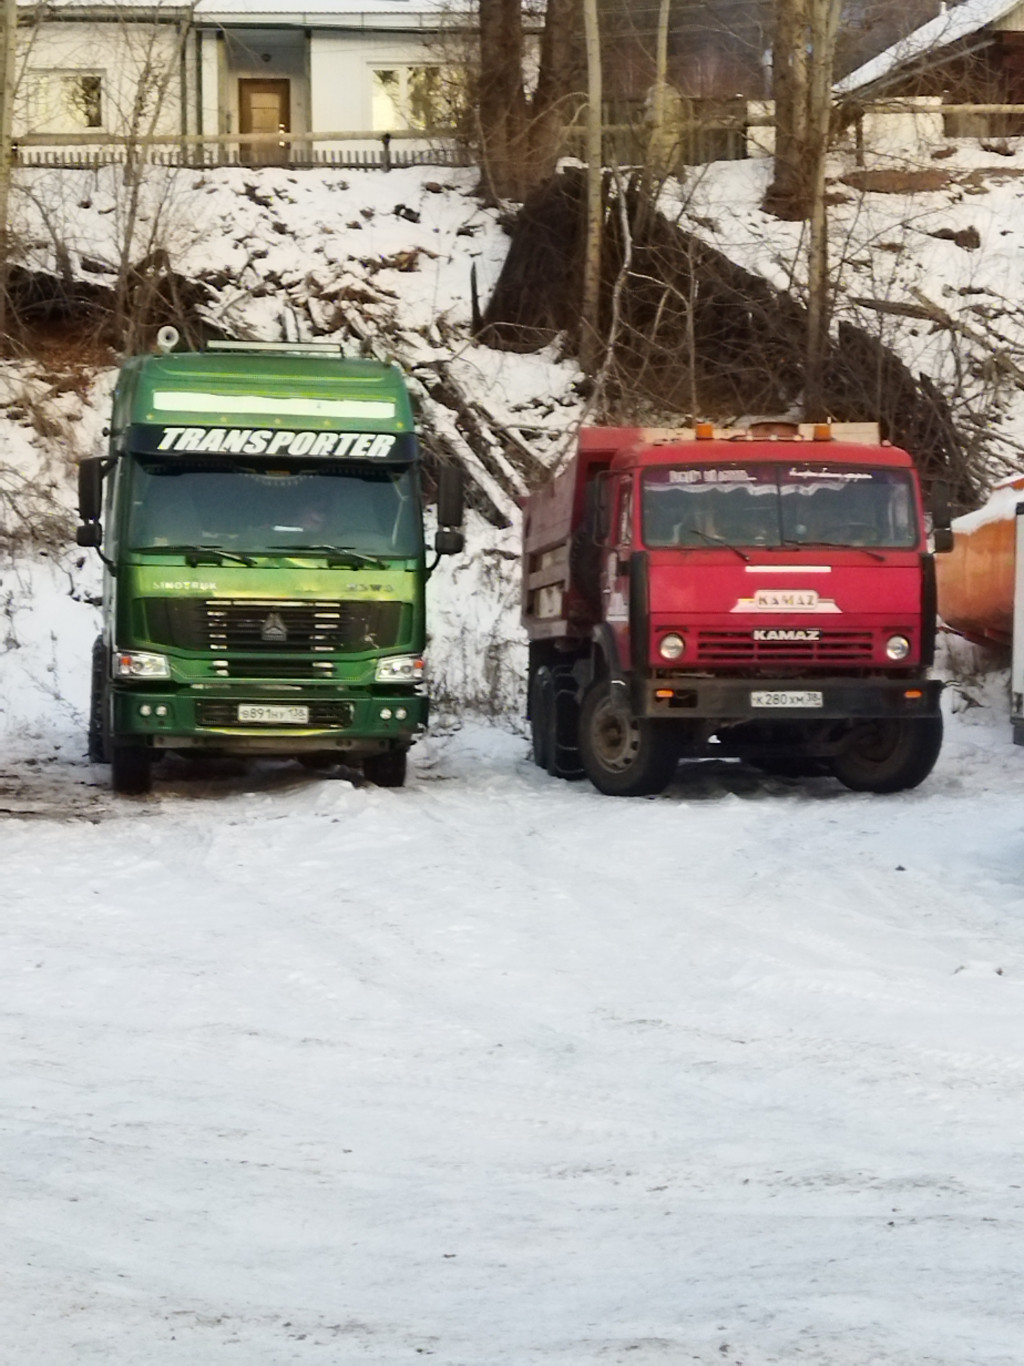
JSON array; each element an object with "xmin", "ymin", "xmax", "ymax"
[
  {"xmin": 523, "ymin": 423, "xmax": 949, "ymax": 797},
  {"xmin": 77, "ymin": 339, "xmax": 463, "ymax": 794}
]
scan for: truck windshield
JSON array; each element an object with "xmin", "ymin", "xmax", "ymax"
[
  {"xmin": 641, "ymin": 463, "xmax": 919, "ymax": 550},
  {"xmin": 124, "ymin": 457, "xmax": 422, "ymax": 558}
]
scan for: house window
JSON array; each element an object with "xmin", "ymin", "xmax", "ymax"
[
  {"xmin": 371, "ymin": 66, "xmax": 452, "ymax": 132},
  {"xmin": 23, "ymin": 71, "xmax": 104, "ymax": 132},
  {"xmin": 65, "ymin": 74, "xmax": 103, "ymax": 129}
]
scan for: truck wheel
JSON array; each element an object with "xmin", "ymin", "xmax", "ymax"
[
  {"xmin": 363, "ymin": 749, "xmax": 407, "ymax": 788},
  {"xmin": 88, "ymin": 636, "xmax": 109, "ymax": 763},
  {"xmin": 548, "ymin": 664, "xmax": 584, "ymax": 780},
  {"xmin": 529, "ymin": 666, "xmax": 554, "ymax": 770},
  {"xmin": 830, "ymin": 714, "xmax": 943, "ymax": 794},
  {"xmin": 110, "ymin": 744, "xmax": 153, "ymax": 796},
  {"xmin": 579, "ymin": 681, "xmax": 678, "ymax": 797},
  {"xmin": 530, "ymin": 665, "xmax": 584, "ymax": 780}
]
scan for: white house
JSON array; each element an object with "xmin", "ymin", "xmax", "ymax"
[{"xmin": 12, "ymin": 0, "xmax": 471, "ymax": 165}]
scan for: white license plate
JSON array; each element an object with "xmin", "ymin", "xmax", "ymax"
[
  {"xmin": 237, "ymin": 704, "xmax": 310, "ymax": 725},
  {"xmin": 750, "ymin": 690, "xmax": 823, "ymax": 709}
]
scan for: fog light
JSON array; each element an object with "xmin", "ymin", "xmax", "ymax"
[
  {"xmin": 659, "ymin": 633, "xmax": 685, "ymax": 660},
  {"xmin": 886, "ymin": 634, "xmax": 911, "ymax": 661},
  {"xmin": 139, "ymin": 704, "xmax": 152, "ymax": 717},
  {"xmin": 380, "ymin": 708, "xmax": 393, "ymax": 720},
  {"xmin": 155, "ymin": 705, "xmax": 168, "ymax": 717},
  {"xmin": 396, "ymin": 708, "xmax": 408, "ymax": 720}
]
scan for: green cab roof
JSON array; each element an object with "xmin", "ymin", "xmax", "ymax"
[{"xmin": 115, "ymin": 352, "xmax": 414, "ymax": 433}]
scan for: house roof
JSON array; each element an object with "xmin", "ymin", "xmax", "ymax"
[
  {"xmin": 195, "ymin": 0, "xmax": 464, "ymax": 17},
  {"xmin": 22, "ymin": 0, "xmax": 466, "ymax": 21},
  {"xmin": 836, "ymin": 0, "xmax": 1024, "ymax": 96}
]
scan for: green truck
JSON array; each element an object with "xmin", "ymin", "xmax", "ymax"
[{"xmin": 76, "ymin": 336, "xmax": 464, "ymax": 795}]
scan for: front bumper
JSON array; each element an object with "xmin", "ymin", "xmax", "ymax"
[
  {"xmin": 111, "ymin": 685, "xmax": 427, "ymax": 752},
  {"xmin": 641, "ymin": 675, "xmax": 942, "ymax": 721}
]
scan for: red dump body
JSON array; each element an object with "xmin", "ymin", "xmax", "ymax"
[{"xmin": 523, "ymin": 426, "xmax": 932, "ymax": 674}]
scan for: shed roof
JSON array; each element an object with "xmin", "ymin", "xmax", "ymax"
[{"xmin": 836, "ymin": 0, "xmax": 1024, "ymax": 96}]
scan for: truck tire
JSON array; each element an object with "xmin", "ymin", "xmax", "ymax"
[
  {"xmin": 548, "ymin": 664, "xmax": 584, "ymax": 779},
  {"xmin": 88, "ymin": 636, "xmax": 109, "ymax": 763},
  {"xmin": 531, "ymin": 665, "xmax": 584, "ymax": 780},
  {"xmin": 363, "ymin": 749, "xmax": 407, "ymax": 788},
  {"xmin": 110, "ymin": 744, "xmax": 153, "ymax": 796},
  {"xmin": 529, "ymin": 666, "xmax": 555, "ymax": 770},
  {"xmin": 579, "ymin": 680, "xmax": 678, "ymax": 797},
  {"xmin": 830, "ymin": 714, "xmax": 943, "ymax": 794}
]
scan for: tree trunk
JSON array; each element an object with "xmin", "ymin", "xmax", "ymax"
[
  {"xmin": 580, "ymin": 0, "xmax": 602, "ymax": 373},
  {"xmin": 0, "ymin": 0, "xmax": 18, "ymax": 354},
  {"xmin": 529, "ymin": 0, "xmax": 577, "ymax": 183},
  {"xmin": 764, "ymin": 0, "xmax": 811, "ymax": 220},
  {"xmin": 804, "ymin": 0, "xmax": 841, "ymax": 417},
  {"xmin": 478, "ymin": 0, "xmax": 527, "ymax": 202}
]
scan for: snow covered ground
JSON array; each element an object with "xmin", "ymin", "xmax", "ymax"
[
  {"xmin": 3, "ymin": 694, "xmax": 1024, "ymax": 1365},
  {"xmin": 5, "ymin": 152, "xmax": 1024, "ymax": 1363}
]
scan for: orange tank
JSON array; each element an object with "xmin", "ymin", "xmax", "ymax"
[{"xmin": 935, "ymin": 474, "xmax": 1024, "ymax": 648}]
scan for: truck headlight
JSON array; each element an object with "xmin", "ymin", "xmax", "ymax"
[
  {"xmin": 885, "ymin": 635, "xmax": 911, "ymax": 661},
  {"xmin": 114, "ymin": 650, "xmax": 170, "ymax": 679},
  {"xmin": 659, "ymin": 633, "xmax": 685, "ymax": 660},
  {"xmin": 375, "ymin": 655, "xmax": 424, "ymax": 683}
]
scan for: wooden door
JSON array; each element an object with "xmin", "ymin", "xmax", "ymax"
[{"xmin": 239, "ymin": 79, "xmax": 290, "ymax": 165}]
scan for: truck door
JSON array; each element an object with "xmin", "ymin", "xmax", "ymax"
[{"xmin": 601, "ymin": 474, "xmax": 634, "ymax": 670}]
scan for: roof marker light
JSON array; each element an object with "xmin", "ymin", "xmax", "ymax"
[
  {"xmin": 695, "ymin": 422, "xmax": 714, "ymax": 440},
  {"xmin": 813, "ymin": 424, "xmax": 832, "ymax": 441}
]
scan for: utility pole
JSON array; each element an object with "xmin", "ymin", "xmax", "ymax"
[
  {"xmin": 0, "ymin": 0, "xmax": 17, "ymax": 353},
  {"xmin": 581, "ymin": 0, "xmax": 602, "ymax": 374}
]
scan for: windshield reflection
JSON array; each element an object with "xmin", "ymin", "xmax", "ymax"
[
  {"xmin": 642, "ymin": 464, "xmax": 919, "ymax": 550},
  {"xmin": 126, "ymin": 458, "xmax": 422, "ymax": 558}
]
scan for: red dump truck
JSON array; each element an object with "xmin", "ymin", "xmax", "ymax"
[{"xmin": 522, "ymin": 423, "xmax": 951, "ymax": 797}]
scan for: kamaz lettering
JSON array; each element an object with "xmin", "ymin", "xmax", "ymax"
[{"xmin": 752, "ymin": 628, "xmax": 822, "ymax": 642}]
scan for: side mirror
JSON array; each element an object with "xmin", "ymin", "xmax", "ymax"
[
  {"xmin": 78, "ymin": 457, "xmax": 104, "ymax": 523},
  {"xmin": 434, "ymin": 527, "xmax": 464, "ymax": 557},
  {"xmin": 436, "ymin": 463, "xmax": 464, "ymax": 529},
  {"xmin": 931, "ymin": 479, "xmax": 951, "ymax": 531},
  {"xmin": 76, "ymin": 522, "xmax": 102, "ymax": 548},
  {"xmin": 933, "ymin": 526, "xmax": 954, "ymax": 554}
]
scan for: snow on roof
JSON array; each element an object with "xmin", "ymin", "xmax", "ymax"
[
  {"xmin": 836, "ymin": 0, "xmax": 1024, "ymax": 96},
  {"xmin": 21, "ymin": 0, "xmax": 463, "ymax": 16},
  {"xmin": 195, "ymin": 0, "xmax": 461, "ymax": 15}
]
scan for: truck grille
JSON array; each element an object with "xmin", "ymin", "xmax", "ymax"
[
  {"xmin": 695, "ymin": 630, "xmax": 875, "ymax": 664},
  {"xmin": 145, "ymin": 598, "xmax": 403, "ymax": 654},
  {"xmin": 196, "ymin": 700, "xmax": 354, "ymax": 728}
]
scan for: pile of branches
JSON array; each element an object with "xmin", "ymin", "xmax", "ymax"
[
  {"xmin": 5, "ymin": 258, "xmax": 214, "ymax": 357},
  {"xmin": 479, "ymin": 169, "xmax": 980, "ymax": 509}
]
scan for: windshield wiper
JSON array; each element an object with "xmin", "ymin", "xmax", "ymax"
[
  {"xmin": 268, "ymin": 543, "xmax": 389, "ymax": 569},
  {"xmin": 675, "ymin": 527, "xmax": 750, "ymax": 563},
  {"xmin": 781, "ymin": 538, "xmax": 886, "ymax": 562},
  {"xmin": 134, "ymin": 543, "xmax": 256, "ymax": 567}
]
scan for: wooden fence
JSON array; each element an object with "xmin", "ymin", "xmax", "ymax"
[{"xmin": 11, "ymin": 130, "xmax": 471, "ymax": 172}]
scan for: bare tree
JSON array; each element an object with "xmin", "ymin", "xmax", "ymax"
[
  {"xmin": 1, "ymin": 0, "xmax": 22, "ymax": 353},
  {"xmin": 477, "ymin": 0, "xmax": 582, "ymax": 202}
]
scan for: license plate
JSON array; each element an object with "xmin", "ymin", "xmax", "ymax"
[
  {"xmin": 237, "ymin": 704, "xmax": 310, "ymax": 725},
  {"xmin": 750, "ymin": 690, "xmax": 823, "ymax": 709}
]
